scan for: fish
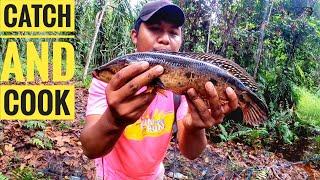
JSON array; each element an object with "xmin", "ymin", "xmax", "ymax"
[{"xmin": 92, "ymin": 51, "xmax": 269, "ymax": 126}]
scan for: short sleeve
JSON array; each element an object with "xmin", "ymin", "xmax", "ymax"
[
  {"xmin": 176, "ymin": 95, "xmax": 188, "ymax": 121},
  {"xmin": 86, "ymin": 78, "xmax": 108, "ymax": 116}
]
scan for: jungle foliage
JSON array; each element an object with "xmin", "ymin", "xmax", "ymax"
[
  {"xmin": 174, "ymin": 0, "xmax": 320, "ymax": 159},
  {"xmin": 76, "ymin": 0, "xmax": 320, "ymax": 159}
]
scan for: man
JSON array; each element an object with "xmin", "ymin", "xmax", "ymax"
[{"xmin": 80, "ymin": 0, "xmax": 239, "ymax": 179}]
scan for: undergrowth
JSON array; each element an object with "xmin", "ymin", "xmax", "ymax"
[{"xmin": 293, "ymin": 86, "xmax": 320, "ymax": 127}]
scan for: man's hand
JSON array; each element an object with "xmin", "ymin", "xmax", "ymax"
[
  {"xmin": 183, "ymin": 82, "xmax": 239, "ymax": 130},
  {"xmin": 105, "ymin": 62, "xmax": 164, "ymax": 127}
]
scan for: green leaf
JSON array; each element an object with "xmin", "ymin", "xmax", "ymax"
[{"xmin": 0, "ymin": 172, "xmax": 9, "ymax": 180}]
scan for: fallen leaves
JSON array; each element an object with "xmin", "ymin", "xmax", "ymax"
[
  {"xmin": 0, "ymin": 88, "xmax": 95, "ymax": 178},
  {"xmin": 296, "ymin": 163, "xmax": 320, "ymax": 180},
  {"xmin": 0, "ymin": 88, "xmax": 318, "ymax": 179},
  {"xmin": 51, "ymin": 135, "xmax": 70, "ymax": 147},
  {"xmin": 164, "ymin": 141, "xmax": 317, "ymax": 179},
  {"xmin": 23, "ymin": 154, "xmax": 33, "ymax": 160},
  {"xmin": 4, "ymin": 144, "xmax": 14, "ymax": 152}
]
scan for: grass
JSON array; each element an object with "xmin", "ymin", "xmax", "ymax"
[
  {"xmin": 10, "ymin": 166, "xmax": 46, "ymax": 180},
  {"xmin": 294, "ymin": 86, "xmax": 320, "ymax": 127}
]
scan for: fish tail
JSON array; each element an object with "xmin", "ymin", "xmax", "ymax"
[{"xmin": 240, "ymin": 92, "xmax": 269, "ymax": 126}]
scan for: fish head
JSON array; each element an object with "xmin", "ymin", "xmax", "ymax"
[{"xmin": 93, "ymin": 59, "xmax": 129, "ymax": 83}]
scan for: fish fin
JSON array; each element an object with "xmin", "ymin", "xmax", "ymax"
[
  {"xmin": 151, "ymin": 78, "xmax": 165, "ymax": 89},
  {"xmin": 225, "ymin": 107, "xmax": 243, "ymax": 122},
  {"xmin": 210, "ymin": 78, "xmax": 218, "ymax": 86},
  {"xmin": 150, "ymin": 78, "xmax": 167, "ymax": 97},
  {"xmin": 145, "ymin": 86, "xmax": 155, "ymax": 94},
  {"xmin": 240, "ymin": 92, "xmax": 269, "ymax": 126},
  {"xmin": 144, "ymin": 86, "xmax": 167, "ymax": 97},
  {"xmin": 157, "ymin": 88, "xmax": 167, "ymax": 97},
  {"xmin": 240, "ymin": 103, "xmax": 250, "ymax": 124},
  {"xmin": 92, "ymin": 70, "xmax": 98, "ymax": 78}
]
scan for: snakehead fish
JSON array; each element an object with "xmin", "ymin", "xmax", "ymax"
[{"xmin": 92, "ymin": 52, "xmax": 269, "ymax": 126}]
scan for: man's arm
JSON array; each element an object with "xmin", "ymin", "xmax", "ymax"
[
  {"xmin": 80, "ymin": 111, "xmax": 125, "ymax": 159},
  {"xmin": 177, "ymin": 118, "xmax": 207, "ymax": 160},
  {"xmin": 177, "ymin": 82, "xmax": 239, "ymax": 160},
  {"xmin": 80, "ymin": 62, "xmax": 164, "ymax": 159}
]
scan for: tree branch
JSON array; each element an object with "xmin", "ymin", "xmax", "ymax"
[
  {"xmin": 253, "ymin": 0, "xmax": 274, "ymax": 79},
  {"xmin": 83, "ymin": 1, "xmax": 108, "ymax": 80}
]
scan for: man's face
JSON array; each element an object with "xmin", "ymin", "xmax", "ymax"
[{"xmin": 131, "ymin": 20, "xmax": 182, "ymax": 52}]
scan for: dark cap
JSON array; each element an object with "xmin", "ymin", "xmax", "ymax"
[{"xmin": 134, "ymin": 0, "xmax": 185, "ymax": 30}]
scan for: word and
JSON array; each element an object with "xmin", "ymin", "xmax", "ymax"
[{"xmin": 1, "ymin": 42, "xmax": 74, "ymax": 82}]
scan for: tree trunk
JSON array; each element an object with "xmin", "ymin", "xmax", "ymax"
[
  {"xmin": 253, "ymin": 0, "xmax": 274, "ymax": 79},
  {"xmin": 83, "ymin": 1, "xmax": 108, "ymax": 80},
  {"xmin": 220, "ymin": 12, "xmax": 239, "ymax": 57},
  {"xmin": 206, "ymin": 18, "xmax": 212, "ymax": 53},
  {"xmin": 179, "ymin": 0, "xmax": 185, "ymax": 8}
]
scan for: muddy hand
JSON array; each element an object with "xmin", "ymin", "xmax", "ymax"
[
  {"xmin": 105, "ymin": 61, "xmax": 164, "ymax": 127},
  {"xmin": 184, "ymin": 82, "xmax": 239, "ymax": 130}
]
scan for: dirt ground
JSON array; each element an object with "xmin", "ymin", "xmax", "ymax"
[{"xmin": 0, "ymin": 88, "xmax": 319, "ymax": 179}]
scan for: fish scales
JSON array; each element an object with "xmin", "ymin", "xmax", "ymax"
[
  {"xmin": 164, "ymin": 52, "xmax": 258, "ymax": 92},
  {"xmin": 93, "ymin": 52, "xmax": 269, "ymax": 126}
]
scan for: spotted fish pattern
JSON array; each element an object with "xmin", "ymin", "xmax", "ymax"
[{"xmin": 93, "ymin": 51, "xmax": 269, "ymax": 126}]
